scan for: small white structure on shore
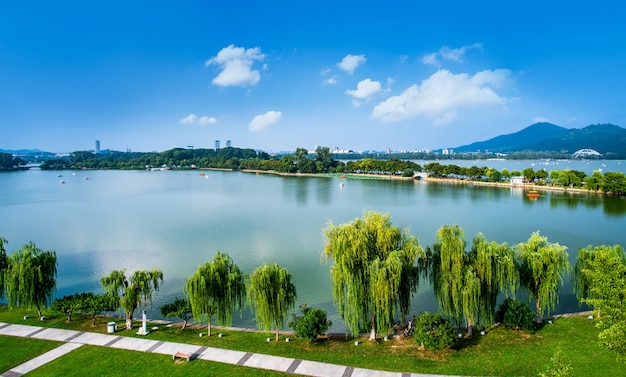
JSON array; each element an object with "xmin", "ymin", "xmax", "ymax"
[
  {"xmin": 137, "ymin": 310, "xmax": 150, "ymax": 336},
  {"xmin": 510, "ymin": 176, "xmax": 524, "ymax": 186}
]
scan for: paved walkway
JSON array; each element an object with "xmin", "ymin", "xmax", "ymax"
[{"xmin": 0, "ymin": 322, "xmax": 455, "ymax": 377}]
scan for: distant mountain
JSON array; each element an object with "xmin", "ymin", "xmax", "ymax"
[
  {"xmin": 454, "ymin": 123, "xmax": 626, "ymax": 155},
  {"xmin": 453, "ymin": 122, "xmax": 568, "ymax": 153},
  {"xmin": 518, "ymin": 123, "xmax": 626, "ymax": 154}
]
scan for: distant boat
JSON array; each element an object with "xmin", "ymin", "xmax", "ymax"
[
  {"xmin": 57, "ymin": 174, "xmax": 63, "ymax": 177},
  {"xmin": 199, "ymin": 173, "xmax": 205, "ymax": 176},
  {"xmin": 527, "ymin": 190, "xmax": 540, "ymax": 199},
  {"xmin": 58, "ymin": 180, "xmax": 65, "ymax": 184}
]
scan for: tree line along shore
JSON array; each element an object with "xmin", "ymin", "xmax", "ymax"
[{"xmin": 18, "ymin": 146, "xmax": 623, "ymax": 195}]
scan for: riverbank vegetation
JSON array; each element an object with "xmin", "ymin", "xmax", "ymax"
[{"xmin": 36, "ymin": 146, "xmax": 626, "ymax": 194}]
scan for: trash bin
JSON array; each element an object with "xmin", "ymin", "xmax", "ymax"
[{"xmin": 107, "ymin": 322, "xmax": 116, "ymax": 333}]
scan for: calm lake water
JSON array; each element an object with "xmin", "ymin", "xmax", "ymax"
[{"xmin": 1, "ymin": 160, "xmax": 625, "ymax": 332}]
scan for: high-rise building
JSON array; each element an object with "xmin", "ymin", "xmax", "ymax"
[
  {"xmin": 95, "ymin": 140, "xmax": 100, "ymax": 153},
  {"xmin": 215, "ymin": 140, "xmax": 220, "ymax": 150},
  {"xmin": 226, "ymin": 140, "xmax": 231, "ymax": 147}
]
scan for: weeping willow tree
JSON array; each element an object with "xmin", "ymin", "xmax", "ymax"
[
  {"xmin": 574, "ymin": 244, "xmax": 625, "ymax": 317},
  {"xmin": 578, "ymin": 245, "xmax": 626, "ymax": 358},
  {"xmin": 471, "ymin": 233, "xmax": 518, "ymax": 327},
  {"xmin": 248, "ymin": 263, "xmax": 296, "ymax": 341},
  {"xmin": 516, "ymin": 231, "xmax": 570, "ymax": 323},
  {"xmin": 184, "ymin": 252, "xmax": 246, "ymax": 336},
  {"xmin": 4, "ymin": 242, "xmax": 57, "ymax": 320},
  {"xmin": 431, "ymin": 226, "xmax": 517, "ymax": 335},
  {"xmin": 0, "ymin": 237, "xmax": 7, "ymax": 298},
  {"xmin": 100, "ymin": 269, "xmax": 164, "ymax": 330},
  {"xmin": 324, "ymin": 211, "xmax": 425, "ymax": 340}
]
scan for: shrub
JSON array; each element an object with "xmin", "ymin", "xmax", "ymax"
[
  {"xmin": 495, "ymin": 298, "xmax": 535, "ymax": 330},
  {"xmin": 414, "ymin": 312, "xmax": 456, "ymax": 350},
  {"xmin": 288, "ymin": 304, "xmax": 332, "ymax": 342}
]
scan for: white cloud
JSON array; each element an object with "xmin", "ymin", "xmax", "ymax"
[
  {"xmin": 205, "ymin": 45, "xmax": 266, "ymax": 87},
  {"xmin": 337, "ymin": 54, "xmax": 366, "ymax": 74},
  {"xmin": 371, "ymin": 69, "xmax": 512, "ymax": 124},
  {"xmin": 250, "ymin": 111, "xmax": 282, "ymax": 131},
  {"xmin": 179, "ymin": 114, "xmax": 198, "ymax": 124},
  {"xmin": 179, "ymin": 114, "xmax": 217, "ymax": 125},
  {"xmin": 325, "ymin": 76, "xmax": 338, "ymax": 85},
  {"xmin": 198, "ymin": 116, "xmax": 218, "ymax": 125},
  {"xmin": 422, "ymin": 43, "xmax": 483, "ymax": 67},
  {"xmin": 345, "ymin": 78, "xmax": 382, "ymax": 99}
]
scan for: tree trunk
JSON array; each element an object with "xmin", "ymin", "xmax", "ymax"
[
  {"xmin": 207, "ymin": 313, "xmax": 213, "ymax": 336},
  {"xmin": 535, "ymin": 299, "xmax": 542, "ymax": 323},
  {"xmin": 182, "ymin": 319, "xmax": 188, "ymax": 330},
  {"xmin": 369, "ymin": 316, "xmax": 376, "ymax": 341},
  {"xmin": 125, "ymin": 311, "xmax": 133, "ymax": 330},
  {"xmin": 467, "ymin": 319, "xmax": 473, "ymax": 336},
  {"xmin": 36, "ymin": 303, "xmax": 43, "ymax": 320},
  {"xmin": 275, "ymin": 324, "xmax": 280, "ymax": 341}
]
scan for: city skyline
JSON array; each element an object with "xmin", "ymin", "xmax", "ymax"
[{"xmin": 2, "ymin": 1, "xmax": 625, "ymax": 153}]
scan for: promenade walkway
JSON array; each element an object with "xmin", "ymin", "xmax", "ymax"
[{"xmin": 0, "ymin": 322, "xmax": 455, "ymax": 377}]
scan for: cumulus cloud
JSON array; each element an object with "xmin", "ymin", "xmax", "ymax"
[
  {"xmin": 371, "ymin": 69, "xmax": 512, "ymax": 124},
  {"xmin": 250, "ymin": 111, "xmax": 282, "ymax": 131},
  {"xmin": 198, "ymin": 116, "xmax": 218, "ymax": 125},
  {"xmin": 179, "ymin": 114, "xmax": 198, "ymax": 124},
  {"xmin": 337, "ymin": 54, "xmax": 366, "ymax": 74},
  {"xmin": 345, "ymin": 78, "xmax": 382, "ymax": 99},
  {"xmin": 325, "ymin": 76, "xmax": 338, "ymax": 85},
  {"xmin": 179, "ymin": 114, "xmax": 217, "ymax": 125},
  {"xmin": 422, "ymin": 43, "xmax": 483, "ymax": 67},
  {"xmin": 205, "ymin": 45, "xmax": 266, "ymax": 87}
]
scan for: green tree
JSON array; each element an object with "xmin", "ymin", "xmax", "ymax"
[
  {"xmin": 52, "ymin": 293, "xmax": 87, "ymax": 321},
  {"xmin": 516, "ymin": 232, "xmax": 570, "ymax": 323},
  {"xmin": 580, "ymin": 245, "xmax": 626, "ymax": 358},
  {"xmin": 82, "ymin": 293, "xmax": 118, "ymax": 325},
  {"xmin": 160, "ymin": 297, "xmax": 193, "ymax": 330},
  {"xmin": 430, "ymin": 226, "xmax": 517, "ymax": 335},
  {"xmin": 184, "ymin": 252, "xmax": 246, "ymax": 336},
  {"xmin": 413, "ymin": 311, "xmax": 456, "ymax": 350},
  {"xmin": 323, "ymin": 211, "xmax": 425, "ymax": 340},
  {"xmin": 4, "ymin": 242, "xmax": 57, "ymax": 320},
  {"xmin": 248, "ymin": 263, "xmax": 296, "ymax": 341},
  {"xmin": 100, "ymin": 269, "xmax": 164, "ymax": 330},
  {"xmin": 288, "ymin": 304, "xmax": 332, "ymax": 342},
  {"xmin": 574, "ymin": 245, "xmax": 625, "ymax": 312}
]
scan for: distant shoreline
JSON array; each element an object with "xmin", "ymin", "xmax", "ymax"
[{"xmin": 239, "ymin": 169, "xmax": 605, "ymax": 196}]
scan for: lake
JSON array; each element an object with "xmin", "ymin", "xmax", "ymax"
[{"xmin": 1, "ymin": 160, "xmax": 625, "ymax": 332}]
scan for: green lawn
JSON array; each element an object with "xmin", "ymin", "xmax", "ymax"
[{"xmin": 1, "ymin": 307, "xmax": 624, "ymax": 376}]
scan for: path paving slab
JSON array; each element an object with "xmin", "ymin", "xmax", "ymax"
[
  {"xmin": 244, "ymin": 353, "xmax": 296, "ymax": 372},
  {"xmin": 0, "ymin": 324, "xmax": 41, "ymax": 338},
  {"xmin": 30, "ymin": 328, "xmax": 80, "ymax": 342},
  {"xmin": 109, "ymin": 336, "xmax": 161, "ymax": 352},
  {"xmin": 197, "ymin": 347, "xmax": 249, "ymax": 364},
  {"xmin": 71, "ymin": 332, "xmax": 119, "ymax": 346},
  {"xmin": 150, "ymin": 341, "xmax": 204, "ymax": 356},
  {"xmin": 293, "ymin": 359, "xmax": 349, "ymax": 377}
]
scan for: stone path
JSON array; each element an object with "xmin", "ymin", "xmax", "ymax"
[{"xmin": 0, "ymin": 322, "xmax": 457, "ymax": 377}]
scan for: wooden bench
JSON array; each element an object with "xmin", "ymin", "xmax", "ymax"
[{"xmin": 172, "ymin": 351, "xmax": 192, "ymax": 361}]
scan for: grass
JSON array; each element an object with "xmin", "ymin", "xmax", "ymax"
[
  {"xmin": 2, "ymin": 307, "xmax": 625, "ymax": 376},
  {"xmin": 0, "ymin": 335, "xmax": 61, "ymax": 372}
]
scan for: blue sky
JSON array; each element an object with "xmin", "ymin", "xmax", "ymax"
[{"xmin": 2, "ymin": 1, "xmax": 625, "ymax": 153}]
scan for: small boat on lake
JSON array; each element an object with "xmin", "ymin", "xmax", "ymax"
[{"xmin": 527, "ymin": 190, "xmax": 540, "ymax": 199}]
